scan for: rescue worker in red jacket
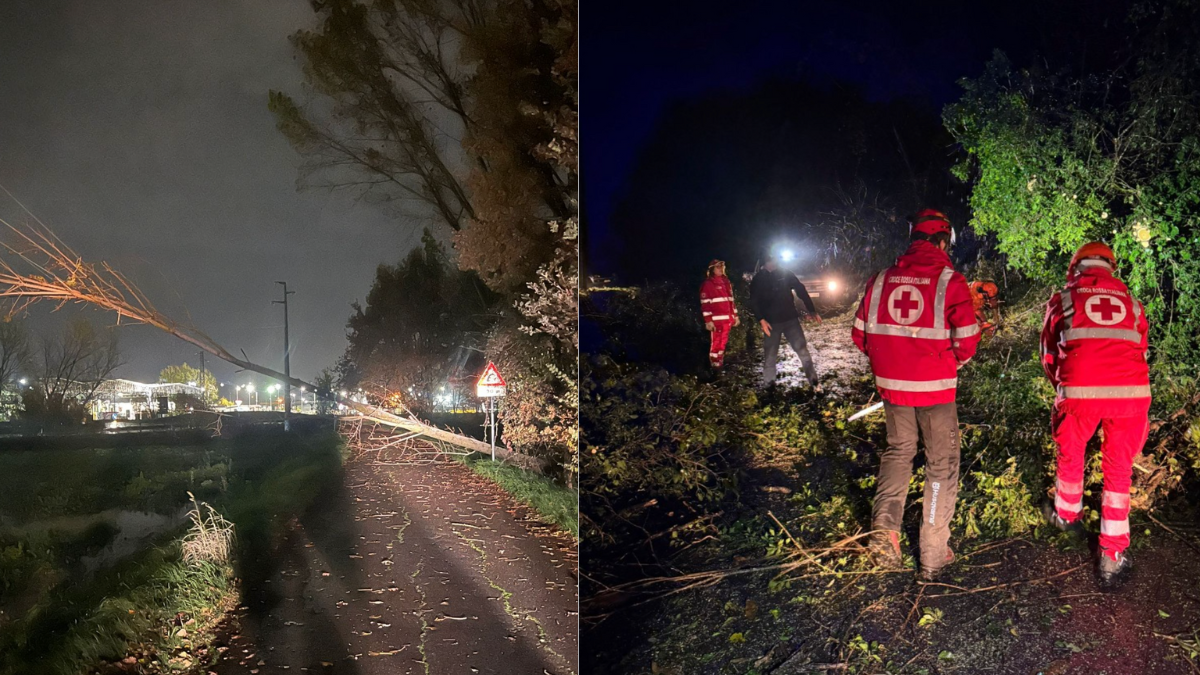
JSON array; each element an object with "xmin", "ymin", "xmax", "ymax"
[
  {"xmin": 1041, "ymin": 242, "xmax": 1149, "ymax": 588},
  {"xmin": 852, "ymin": 209, "xmax": 980, "ymax": 580},
  {"xmin": 700, "ymin": 260, "xmax": 739, "ymax": 369}
]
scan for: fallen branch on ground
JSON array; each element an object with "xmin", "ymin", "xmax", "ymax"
[
  {"xmin": 919, "ymin": 563, "xmax": 1088, "ymax": 597},
  {"xmin": 1147, "ymin": 513, "xmax": 1200, "ymax": 559},
  {"xmin": 1153, "ymin": 631, "xmax": 1200, "ymax": 675}
]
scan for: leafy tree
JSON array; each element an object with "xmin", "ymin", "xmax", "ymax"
[
  {"xmin": 339, "ymin": 231, "xmax": 497, "ymax": 409},
  {"xmin": 945, "ymin": 0, "xmax": 1200, "ymax": 368},
  {"xmin": 158, "ymin": 363, "xmax": 218, "ymax": 405},
  {"xmin": 313, "ymin": 368, "xmax": 338, "ymax": 415},
  {"xmin": 269, "ymin": 0, "xmax": 474, "ymax": 230},
  {"xmin": 276, "ymin": 0, "xmax": 577, "ymax": 470},
  {"xmin": 454, "ymin": 0, "xmax": 576, "ymax": 292},
  {"xmin": 270, "ymin": 0, "xmax": 576, "ymax": 291}
]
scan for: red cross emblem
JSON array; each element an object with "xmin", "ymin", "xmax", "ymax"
[
  {"xmin": 1083, "ymin": 294, "xmax": 1127, "ymax": 326},
  {"xmin": 887, "ymin": 284, "xmax": 925, "ymax": 326}
]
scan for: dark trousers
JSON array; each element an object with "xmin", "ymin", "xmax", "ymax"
[
  {"xmin": 872, "ymin": 401, "xmax": 960, "ymax": 568},
  {"xmin": 762, "ymin": 318, "xmax": 818, "ymax": 386}
]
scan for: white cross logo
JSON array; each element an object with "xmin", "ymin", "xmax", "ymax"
[{"xmin": 887, "ymin": 285, "xmax": 925, "ymax": 326}]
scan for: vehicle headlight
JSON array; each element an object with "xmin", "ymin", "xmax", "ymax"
[{"xmin": 827, "ymin": 280, "xmax": 839, "ymax": 292}]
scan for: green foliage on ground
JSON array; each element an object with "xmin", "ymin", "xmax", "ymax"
[
  {"xmin": 583, "ymin": 279, "xmax": 1200, "ymax": 606},
  {"xmin": 0, "ymin": 430, "xmax": 346, "ymax": 675},
  {"xmin": 460, "ymin": 457, "xmax": 578, "ymax": 537}
]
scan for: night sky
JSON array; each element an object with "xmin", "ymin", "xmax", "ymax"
[
  {"xmin": 0, "ymin": 1, "xmax": 421, "ymax": 390},
  {"xmin": 584, "ymin": 0, "xmax": 1129, "ymax": 277}
]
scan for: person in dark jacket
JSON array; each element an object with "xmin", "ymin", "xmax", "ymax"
[{"xmin": 750, "ymin": 253, "xmax": 823, "ymax": 391}]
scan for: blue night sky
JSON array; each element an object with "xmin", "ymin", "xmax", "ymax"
[{"xmin": 583, "ymin": 0, "xmax": 1128, "ymax": 274}]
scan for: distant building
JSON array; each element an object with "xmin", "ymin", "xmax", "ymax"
[{"xmin": 90, "ymin": 379, "xmax": 205, "ymax": 420}]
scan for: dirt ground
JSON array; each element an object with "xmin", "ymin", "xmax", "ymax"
[
  {"xmin": 210, "ymin": 456, "xmax": 577, "ymax": 675},
  {"xmin": 774, "ymin": 312, "xmax": 872, "ymax": 396},
  {"xmin": 588, "ymin": 525, "xmax": 1200, "ymax": 675}
]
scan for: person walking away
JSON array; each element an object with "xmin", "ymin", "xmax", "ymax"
[
  {"xmin": 700, "ymin": 260, "xmax": 739, "ymax": 370},
  {"xmin": 1041, "ymin": 242, "xmax": 1150, "ymax": 589},
  {"xmin": 851, "ymin": 209, "xmax": 980, "ymax": 580},
  {"xmin": 750, "ymin": 252, "xmax": 823, "ymax": 392}
]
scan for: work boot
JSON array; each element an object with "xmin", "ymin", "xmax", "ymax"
[
  {"xmin": 1098, "ymin": 549, "xmax": 1132, "ymax": 590},
  {"xmin": 867, "ymin": 530, "xmax": 902, "ymax": 569},
  {"xmin": 918, "ymin": 547, "xmax": 955, "ymax": 582},
  {"xmin": 1042, "ymin": 500, "xmax": 1085, "ymax": 539}
]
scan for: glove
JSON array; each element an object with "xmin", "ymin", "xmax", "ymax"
[
  {"xmin": 705, "ymin": 322, "xmax": 715, "ymax": 331},
  {"xmin": 733, "ymin": 316, "xmax": 740, "ymax": 326}
]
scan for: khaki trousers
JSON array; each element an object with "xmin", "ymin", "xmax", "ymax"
[{"xmin": 871, "ymin": 401, "xmax": 960, "ymax": 568}]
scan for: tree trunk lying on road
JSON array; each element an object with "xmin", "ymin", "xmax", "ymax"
[{"xmin": 0, "ymin": 194, "xmax": 543, "ymax": 469}]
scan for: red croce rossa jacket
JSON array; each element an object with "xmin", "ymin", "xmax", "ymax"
[
  {"xmin": 852, "ymin": 240, "xmax": 981, "ymax": 406},
  {"xmin": 700, "ymin": 275, "xmax": 738, "ymax": 325},
  {"xmin": 1040, "ymin": 262, "xmax": 1151, "ymax": 418}
]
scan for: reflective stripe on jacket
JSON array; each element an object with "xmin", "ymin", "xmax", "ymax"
[
  {"xmin": 700, "ymin": 275, "xmax": 738, "ymax": 324},
  {"xmin": 851, "ymin": 240, "xmax": 980, "ymax": 406},
  {"xmin": 1040, "ymin": 263, "xmax": 1151, "ymax": 417}
]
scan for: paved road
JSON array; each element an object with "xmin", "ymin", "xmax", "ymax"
[{"xmin": 212, "ymin": 456, "xmax": 577, "ymax": 675}]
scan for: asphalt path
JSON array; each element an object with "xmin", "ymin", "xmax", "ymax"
[{"xmin": 212, "ymin": 455, "xmax": 577, "ymax": 675}]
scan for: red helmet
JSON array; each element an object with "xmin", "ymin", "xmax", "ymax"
[
  {"xmin": 707, "ymin": 259, "xmax": 725, "ymax": 269},
  {"xmin": 911, "ymin": 209, "xmax": 955, "ymax": 244},
  {"xmin": 1068, "ymin": 241, "xmax": 1116, "ymax": 274}
]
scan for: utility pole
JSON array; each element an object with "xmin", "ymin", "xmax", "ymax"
[
  {"xmin": 273, "ymin": 282, "xmax": 295, "ymax": 432},
  {"xmin": 197, "ymin": 351, "xmax": 206, "ymax": 405}
]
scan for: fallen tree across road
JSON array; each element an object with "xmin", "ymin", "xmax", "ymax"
[{"xmin": 0, "ymin": 191, "xmax": 518, "ymax": 463}]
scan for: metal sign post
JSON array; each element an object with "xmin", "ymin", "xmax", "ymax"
[{"xmin": 475, "ymin": 362, "xmax": 507, "ymax": 461}]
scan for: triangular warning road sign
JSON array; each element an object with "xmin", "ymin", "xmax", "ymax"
[{"xmin": 476, "ymin": 362, "xmax": 506, "ymax": 387}]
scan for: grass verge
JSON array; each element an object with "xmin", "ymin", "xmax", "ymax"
[
  {"xmin": 0, "ymin": 428, "xmax": 346, "ymax": 675},
  {"xmin": 461, "ymin": 456, "xmax": 578, "ymax": 537}
]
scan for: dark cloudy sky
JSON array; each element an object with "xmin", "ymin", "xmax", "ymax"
[{"xmin": 0, "ymin": 0, "xmax": 421, "ymax": 393}]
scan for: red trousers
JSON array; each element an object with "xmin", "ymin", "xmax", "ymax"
[
  {"xmin": 1052, "ymin": 410, "xmax": 1149, "ymax": 557},
  {"xmin": 709, "ymin": 322, "xmax": 732, "ymax": 367}
]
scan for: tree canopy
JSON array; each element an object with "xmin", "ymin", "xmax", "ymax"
[
  {"xmin": 275, "ymin": 0, "xmax": 577, "ymax": 472},
  {"xmin": 339, "ymin": 231, "xmax": 497, "ymax": 408},
  {"xmin": 159, "ymin": 363, "xmax": 217, "ymax": 404},
  {"xmin": 945, "ymin": 0, "xmax": 1200, "ymax": 367}
]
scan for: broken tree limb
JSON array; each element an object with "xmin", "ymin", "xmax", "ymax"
[{"xmin": 0, "ymin": 189, "xmax": 519, "ymax": 461}]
